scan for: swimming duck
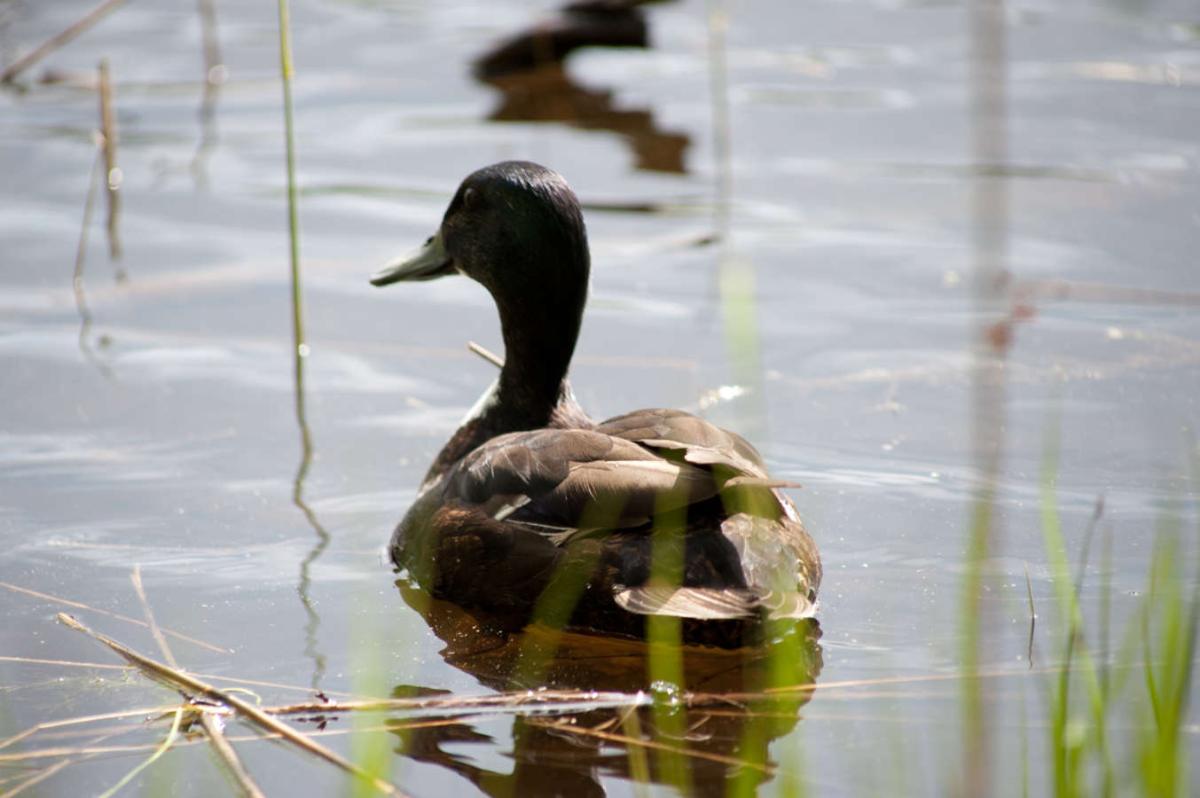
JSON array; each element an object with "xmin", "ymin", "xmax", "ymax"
[{"xmin": 371, "ymin": 161, "xmax": 820, "ymax": 648}]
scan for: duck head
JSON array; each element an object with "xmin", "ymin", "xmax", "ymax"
[
  {"xmin": 371, "ymin": 160, "xmax": 589, "ymax": 295},
  {"xmin": 371, "ymin": 161, "xmax": 591, "ymax": 423}
]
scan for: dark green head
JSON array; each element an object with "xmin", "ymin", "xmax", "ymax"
[
  {"xmin": 372, "ymin": 162, "xmax": 592, "ymax": 415},
  {"xmin": 371, "ymin": 161, "xmax": 590, "ymax": 309}
]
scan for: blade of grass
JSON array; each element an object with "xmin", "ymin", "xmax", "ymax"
[
  {"xmin": 619, "ymin": 708, "xmax": 652, "ymax": 798},
  {"xmin": 95, "ymin": 707, "xmax": 183, "ymax": 798},
  {"xmin": 646, "ymin": 494, "xmax": 691, "ymax": 795},
  {"xmin": 1024, "ymin": 563, "xmax": 1036, "ymax": 669}
]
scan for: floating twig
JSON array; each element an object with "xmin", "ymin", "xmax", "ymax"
[
  {"xmin": 0, "ymin": 0, "xmax": 126, "ymax": 84},
  {"xmin": 199, "ymin": 712, "xmax": 266, "ymax": 798},
  {"xmin": 55, "ymin": 613, "xmax": 404, "ymax": 796}
]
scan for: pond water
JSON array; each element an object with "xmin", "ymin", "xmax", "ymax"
[{"xmin": 1, "ymin": 0, "xmax": 1198, "ymax": 795}]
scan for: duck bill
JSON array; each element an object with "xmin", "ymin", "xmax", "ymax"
[{"xmin": 370, "ymin": 231, "xmax": 454, "ymax": 286}]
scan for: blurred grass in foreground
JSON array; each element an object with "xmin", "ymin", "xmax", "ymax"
[{"xmin": 1032, "ymin": 432, "xmax": 1197, "ymax": 798}]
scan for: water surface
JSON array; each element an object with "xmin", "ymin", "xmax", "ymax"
[{"xmin": 1, "ymin": 0, "xmax": 1198, "ymax": 795}]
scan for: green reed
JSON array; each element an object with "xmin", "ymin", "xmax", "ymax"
[
  {"xmin": 1032, "ymin": 432, "xmax": 1198, "ymax": 798},
  {"xmin": 645, "ymin": 496, "xmax": 692, "ymax": 794},
  {"xmin": 275, "ymin": 0, "xmax": 312, "ymax": 468}
]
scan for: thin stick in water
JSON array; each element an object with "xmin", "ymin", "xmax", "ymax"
[
  {"xmin": 0, "ymin": 758, "xmax": 72, "ymax": 797},
  {"xmin": 130, "ymin": 565, "xmax": 177, "ymax": 669},
  {"xmin": 200, "ymin": 713, "xmax": 267, "ymax": 798},
  {"xmin": 131, "ymin": 566, "xmax": 266, "ymax": 796},
  {"xmin": 0, "ymin": 0, "xmax": 126, "ymax": 84},
  {"xmin": 0, "ymin": 581, "xmax": 229, "ymax": 654}
]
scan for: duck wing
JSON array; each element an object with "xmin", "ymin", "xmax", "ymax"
[
  {"xmin": 446, "ymin": 427, "xmax": 721, "ymax": 529},
  {"xmin": 598, "ymin": 409, "xmax": 820, "ymax": 621},
  {"xmin": 597, "ymin": 408, "xmax": 770, "ymax": 478}
]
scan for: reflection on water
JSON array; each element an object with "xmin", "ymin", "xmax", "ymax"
[
  {"xmin": 294, "ymin": 461, "xmax": 330, "ymax": 691},
  {"xmin": 72, "ymin": 145, "xmax": 113, "ymax": 378},
  {"xmin": 474, "ymin": 1, "xmax": 690, "ymax": 173},
  {"xmin": 190, "ymin": 0, "xmax": 224, "ymax": 187},
  {"xmin": 396, "ymin": 581, "xmax": 822, "ymax": 796}
]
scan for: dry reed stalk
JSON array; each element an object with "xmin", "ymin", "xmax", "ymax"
[
  {"xmin": 0, "ymin": 742, "xmax": 175, "ymax": 764},
  {"xmin": 263, "ymin": 690, "xmax": 646, "ymax": 716},
  {"xmin": 129, "ymin": 566, "xmax": 176, "ymax": 668},
  {"xmin": 97, "ymin": 58, "xmax": 121, "ymax": 262},
  {"xmin": 0, "ymin": 581, "xmax": 229, "ymax": 654},
  {"xmin": 0, "ymin": 759, "xmax": 71, "ymax": 797},
  {"xmin": 55, "ymin": 613, "xmax": 404, "ymax": 796},
  {"xmin": 199, "ymin": 713, "xmax": 266, "ymax": 798},
  {"xmin": 467, "ymin": 340, "xmax": 504, "ymax": 368},
  {"xmin": 129, "ymin": 566, "xmax": 268, "ymax": 798},
  {"xmin": 0, "ymin": 654, "xmax": 352, "ymax": 699},
  {"xmin": 0, "ymin": 655, "xmax": 128, "ymax": 672},
  {"xmin": 0, "ymin": 717, "xmax": 470, "ymax": 767},
  {"xmin": 0, "ymin": 707, "xmax": 175, "ymax": 752},
  {"xmin": 0, "ymin": 0, "xmax": 126, "ymax": 84}
]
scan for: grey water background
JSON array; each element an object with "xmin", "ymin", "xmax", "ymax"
[{"xmin": 1, "ymin": 0, "xmax": 1198, "ymax": 794}]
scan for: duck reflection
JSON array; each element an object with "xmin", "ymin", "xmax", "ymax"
[
  {"xmin": 392, "ymin": 581, "xmax": 822, "ymax": 797},
  {"xmin": 473, "ymin": 0, "xmax": 690, "ymax": 173}
]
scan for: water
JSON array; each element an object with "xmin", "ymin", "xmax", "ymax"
[{"xmin": 1, "ymin": 0, "xmax": 1197, "ymax": 795}]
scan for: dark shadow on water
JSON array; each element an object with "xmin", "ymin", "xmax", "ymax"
[
  {"xmin": 473, "ymin": 0, "xmax": 690, "ymax": 174},
  {"xmin": 392, "ymin": 580, "xmax": 822, "ymax": 796}
]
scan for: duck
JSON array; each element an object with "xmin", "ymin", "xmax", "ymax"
[{"xmin": 371, "ymin": 161, "xmax": 820, "ymax": 648}]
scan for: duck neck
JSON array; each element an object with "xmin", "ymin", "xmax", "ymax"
[{"xmin": 492, "ymin": 291, "xmax": 583, "ymax": 428}]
